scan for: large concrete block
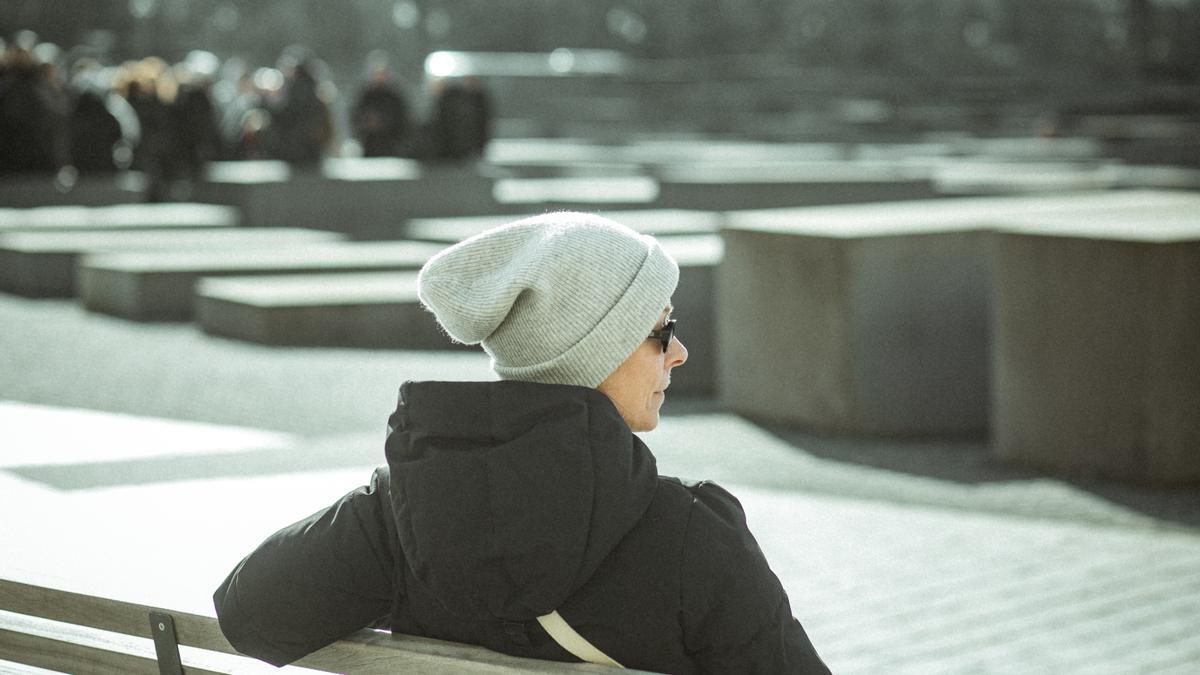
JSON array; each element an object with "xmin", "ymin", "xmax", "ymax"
[
  {"xmin": 195, "ymin": 159, "xmax": 499, "ymax": 236},
  {"xmin": 403, "ymin": 209, "xmax": 720, "ymax": 243},
  {"xmin": 654, "ymin": 163, "xmax": 937, "ymax": 210},
  {"xmin": 0, "ymin": 172, "xmax": 143, "ymax": 207},
  {"xmin": 0, "ymin": 203, "xmax": 239, "ymax": 233},
  {"xmin": 80, "ymin": 241, "xmax": 447, "ymax": 320},
  {"xmin": 991, "ymin": 208, "xmax": 1200, "ymax": 483},
  {"xmin": 930, "ymin": 160, "xmax": 1121, "ymax": 196},
  {"xmin": 0, "ymin": 228, "xmax": 342, "ymax": 297},
  {"xmin": 719, "ymin": 225, "xmax": 991, "ymax": 436},
  {"xmin": 491, "ymin": 176, "xmax": 659, "ymax": 211},
  {"xmin": 195, "ymin": 272, "xmax": 460, "ymax": 350},
  {"xmin": 716, "ymin": 190, "xmax": 1200, "ymax": 437}
]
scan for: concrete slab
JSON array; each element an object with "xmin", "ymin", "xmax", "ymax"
[
  {"xmin": 1110, "ymin": 165, "xmax": 1200, "ymax": 191},
  {"xmin": 0, "ymin": 203, "xmax": 240, "ymax": 233},
  {"xmin": 492, "ymin": 176, "xmax": 659, "ymax": 209},
  {"xmin": 931, "ymin": 160, "xmax": 1122, "ymax": 195},
  {"xmin": 485, "ymin": 138, "xmax": 629, "ymax": 166},
  {"xmin": 618, "ymin": 140, "xmax": 847, "ymax": 165},
  {"xmin": 195, "ymin": 271, "xmax": 457, "ymax": 350},
  {"xmin": 717, "ymin": 190, "xmax": 1200, "ymax": 438},
  {"xmin": 0, "ymin": 172, "xmax": 144, "ymax": 207},
  {"xmin": 196, "ymin": 159, "xmax": 500, "ymax": 237},
  {"xmin": 79, "ymin": 241, "xmax": 447, "ymax": 321},
  {"xmin": 990, "ymin": 207, "xmax": 1200, "ymax": 483},
  {"xmin": 0, "ymin": 228, "xmax": 343, "ymax": 298},
  {"xmin": 488, "ymin": 161, "xmax": 646, "ymax": 179},
  {"xmin": 403, "ymin": 209, "xmax": 721, "ymax": 243},
  {"xmin": 653, "ymin": 162, "xmax": 937, "ymax": 210},
  {"xmin": 948, "ymin": 136, "xmax": 1105, "ymax": 161}
]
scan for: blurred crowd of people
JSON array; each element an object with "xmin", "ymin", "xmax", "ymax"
[{"xmin": 0, "ymin": 31, "xmax": 493, "ymax": 199}]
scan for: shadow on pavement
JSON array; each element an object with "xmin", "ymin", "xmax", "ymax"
[{"xmin": 755, "ymin": 418, "xmax": 1200, "ymax": 531}]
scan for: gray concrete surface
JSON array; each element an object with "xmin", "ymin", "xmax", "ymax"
[
  {"xmin": 653, "ymin": 162, "xmax": 937, "ymax": 210},
  {"xmin": 0, "ymin": 228, "xmax": 344, "ymax": 298},
  {"xmin": 2, "ymin": 290, "xmax": 1199, "ymax": 674},
  {"xmin": 0, "ymin": 203, "xmax": 239, "ymax": 233},
  {"xmin": 79, "ymin": 240, "xmax": 446, "ymax": 321},
  {"xmin": 196, "ymin": 159, "xmax": 500, "ymax": 236},
  {"xmin": 195, "ymin": 271, "xmax": 459, "ymax": 349},
  {"xmin": 403, "ymin": 209, "xmax": 721, "ymax": 243},
  {"xmin": 717, "ymin": 190, "xmax": 1200, "ymax": 438},
  {"xmin": 0, "ymin": 172, "xmax": 144, "ymax": 208},
  {"xmin": 991, "ymin": 208, "xmax": 1200, "ymax": 483}
]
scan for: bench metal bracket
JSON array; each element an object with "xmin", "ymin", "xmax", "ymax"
[{"xmin": 150, "ymin": 611, "xmax": 184, "ymax": 675}]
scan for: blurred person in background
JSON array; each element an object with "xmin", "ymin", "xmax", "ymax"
[
  {"xmin": 0, "ymin": 31, "xmax": 70, "ymax": 175},
  {"xmin": 271, "ymin": 46, "xmax": 334, "ymax": 166},
  {"xmin": 429, "ymin": 74, "xmax": 492, "ymax": 161},
  {"xmin": 171, "ymin": 50, "xmax": 222, "ymax": 181},
  {"xmin": 115, "ymin": 56, "xmax": 176, "ymax": 200},
  {"xmin": 352, "ymin": 51, "xmax": 412, "ymax": 157},
  {"xmin": 66, "ymin": 60, "xmax": 123, "ymax": 173}
]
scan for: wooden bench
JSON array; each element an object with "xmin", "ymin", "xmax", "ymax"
[
  {"xmin": 0, "ymin": 228, "xmax": 344, "ymax": 298},
  {"xmin": 0, "ymin": 203, "xmax": 240, "ymax": 234},
  {"xmin": 0, "ymin": 576, "xmax": 637, "ymax": 674},
  {"xmin": 717, "ymin": 189, "xmax": 1200, "ymax": 437},
  {"xmin": 79, "ymin": 241, "xmax": 447, "ymax": 321},
  {"xmin": 990, "ymin": 205, "xmax": 1200, "ymax": 483}
]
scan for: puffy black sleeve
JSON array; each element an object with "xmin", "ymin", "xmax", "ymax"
[
  {"xmin": 680, "ymin": 482, "xmax": 830, "ymax": 675},
  {"xmin": 212, "ymin": 467, "xmax": 398, "ymax": 666}
]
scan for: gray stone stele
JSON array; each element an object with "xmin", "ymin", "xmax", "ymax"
[
  {"xmin": 402, "ymin": 209, "xmax": 720, "ymax": 244},
  {"xmin": 79, "ymin": 240, "xmax": 447, "ymax": 321},
  {"xmin": 716, "ymin": 190, "xmax": 1200, "ymax": 438},
  {"xmin": 653, "ymin": 162, "xmax": 938, "ymax": 210},
  {"xmin": 0, "ymin": 203, "xmax": 239, "ymax": 233},
  {"xmin": 0, "ymin": 228, "xmax": 344, "ymax": 298},
  {"xmin": 991, "ymin": 207, "xmax": 1200, "ymax": 483},
  {"xmin": 196, "ymin": 159, "xmax": 500, "ymax": 236},
  {"xmin": 195, "ymin": 271, "xmax": 457, "ymax": 350}
]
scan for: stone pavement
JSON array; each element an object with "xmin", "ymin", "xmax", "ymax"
[{"xmin": 2, "ymin": 292, "xmax": 1199, "ymax": 673}]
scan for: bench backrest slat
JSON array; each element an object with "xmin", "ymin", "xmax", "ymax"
[
  {"xmin": 0, "ymin": 578, "xmax": 235, "ymax": 657},
  {"xmin": 1, "ymin": 578, "xmax": 644, "ymax": 673},
  {"xmin": 0, "ymin": 624, "xmax": 163, "ymax": 675}
]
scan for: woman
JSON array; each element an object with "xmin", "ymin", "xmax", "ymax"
[{"xmin": 213, "ymin": 212, "xmax": 829, "ymax": 673}]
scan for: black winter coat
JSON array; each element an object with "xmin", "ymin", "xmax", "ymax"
[{"xmin": 213, "ymin": 381, "xmax": 829, "ymax": 674}]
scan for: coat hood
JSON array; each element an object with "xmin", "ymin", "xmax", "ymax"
[{"xmin": 384, "ymin": 380, "xmax": 658, "ymax": 622}]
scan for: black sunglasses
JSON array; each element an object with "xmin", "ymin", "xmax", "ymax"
[{"xmin": 647, "ymin": 318, "xmax": 676, "ymax": 353}]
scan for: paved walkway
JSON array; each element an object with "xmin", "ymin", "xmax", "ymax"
[{"xmin": 3, "ymin": 293, "xmax": 1199, "ymax": 673}]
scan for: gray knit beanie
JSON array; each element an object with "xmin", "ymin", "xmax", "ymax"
[{"xmin": 417, "ymin": 212, "xmax": 679, "ymax": 388}]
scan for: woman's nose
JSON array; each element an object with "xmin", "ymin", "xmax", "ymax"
[{"xmin": 667, "ymin": 337, "xmax": 688, "ymax": 368}]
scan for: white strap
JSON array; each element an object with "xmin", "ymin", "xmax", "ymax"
[{"xmin": 536, "ymin": 610, "xmax": 624, "ymax": 669}]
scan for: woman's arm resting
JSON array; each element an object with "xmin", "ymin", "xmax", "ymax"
[{"xmin": 213, "ymin": 467, "xmax": 397, "ymax": 666}]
